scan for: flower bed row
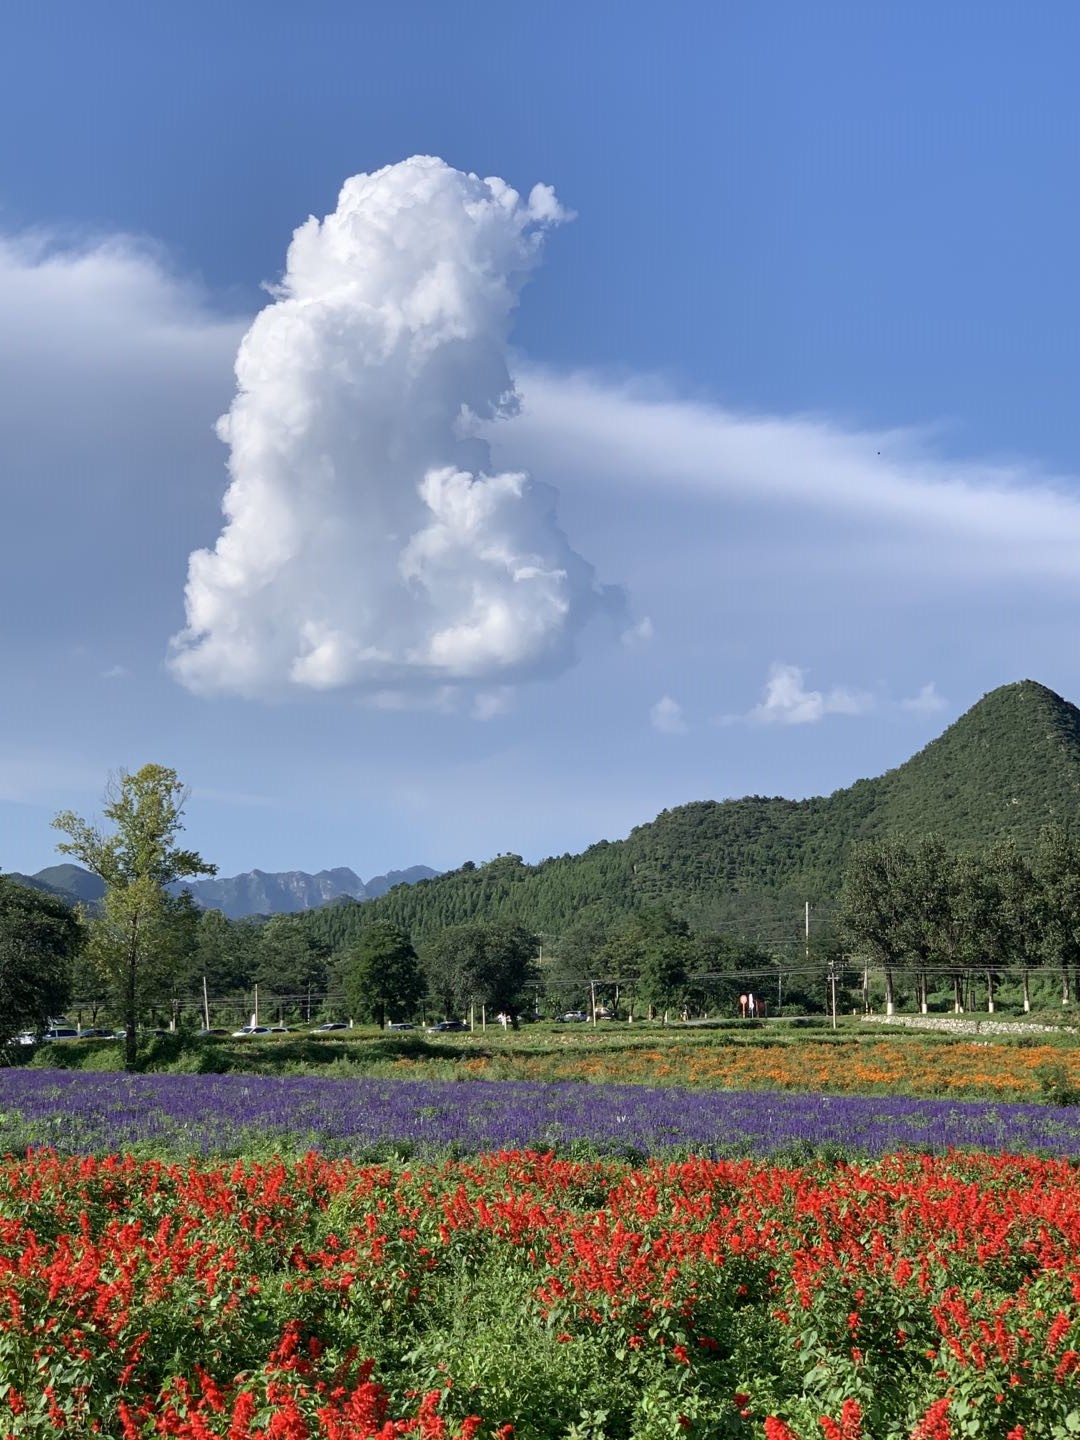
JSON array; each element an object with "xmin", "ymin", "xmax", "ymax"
[
  {"xmin": 4, "ymin": 1068, "xmax": 1080, "ymax": 1160},
  {"xmin": 1, "ymin": 1148, "xmax": 1078, "ymax": 1437},
  {"xmin": 384, "ymin": 1035, "xmax": 1080, "ymax": 1104}
]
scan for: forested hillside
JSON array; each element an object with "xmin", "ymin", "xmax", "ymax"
[{"xmin": 299, "ymin": 681, "xmax": 1080, "ymax": 951}]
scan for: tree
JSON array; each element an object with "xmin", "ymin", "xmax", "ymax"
[
  {"xmin": 342, "ymin": 922, "xmax": 424, "ymax": 1026},
  {"xmin": 599, "ymin": 906, "xmax": 690, "ymax": 1019},
  {"xmin": 196, "ymin": 908, "xmax": 258, "ymax": 998},
  {"xmin": 547, "ymin": 910, "xmax": 611, "ymax": 1011},
  {"xmin": 984, "ymin": 840, "xmax": 1042, "ymax": 1013},
  {"xmin": 838, "ymin": 839, "xmax": 914, "ymax": 1015},
  {"xmin": 52, "ymin": 764, "xmax": 215, "ymax": 1069},
  {"xmin": 422, "ymin": 922, "xmax": 538, "ymax": 1024},
  {"xmin": 988, "ymin": 838, "xmax": 1043, "ymax": 1014},
  {"xmin": 255, "ymin": 916, "xmax": 327, "ymax": 1018},
  {"xmin": 0, "ymin": 878, "xmax": 82, "ymax": 1055},
  {"xmin": 1032, "ymin": 824, "xmax": 1080, "ymax": 1007},
  {"xmin": 636, "ymin": 933, "xmax": 692, "ymax": 1020},
  {"xmin": 144, "ymin": 890, "xmax": 202, "ymax": 1028}
]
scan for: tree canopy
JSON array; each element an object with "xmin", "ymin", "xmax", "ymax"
[
  {"xmin": 422, "ymin": 921, "xmax": 538, "ymax": 1023},
  {"xmin": 0, "ymin": 877, "xmax": 81, "ymax": 1055},
  {"xmin": 52, "ymin": 764, "xmax": 215, "ymax": 1068},
  {"xmin": 342, "ymin": 922, "xmax": 424, "ymax": 1025}
]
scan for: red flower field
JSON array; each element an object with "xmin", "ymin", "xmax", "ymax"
[{"xmin": 1, "ymin": 1148, "xmax": 1078, "ymax": 1438}]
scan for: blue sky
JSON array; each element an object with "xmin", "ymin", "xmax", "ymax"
[{"xmin": 3, "ymin": 1, "xmax": 1080, "ymax": 880}]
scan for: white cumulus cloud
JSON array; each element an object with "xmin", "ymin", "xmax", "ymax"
[
  {"xmin": 170, "ymin": 156, "xmax": 618, "ymax": 700},
  {"xmin": 650, "ymin": 695, "xmax": 688, "ymax": 734},
  {"xmin": 747, "ymin": 663, "xmax": 874, "ymax": 726}
]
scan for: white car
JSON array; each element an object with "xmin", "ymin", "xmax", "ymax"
[{"xmin": 231, "ymin": 1025, "xmax": 273, "ymax": 1037}]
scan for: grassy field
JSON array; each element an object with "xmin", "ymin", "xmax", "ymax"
[{"xmin": 21, "ymin": 1015, "xmax": 1080, "ymax": 1104}]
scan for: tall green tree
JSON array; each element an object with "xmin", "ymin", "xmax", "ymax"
[
  {"xmin": 52, "ymin": 764, "xmax": 216, "ymax": 1069},
  {"xmin": 196, "ymin": 908, "xmax": 258, "ymax": 997},
  {"xmin": 145, "ymin": 890, "xmax": 202, "ymax": 1028},
  {"xmin": 254, "ymin": 916, "xmax": 327, "ymax": 1019},
  {"xmin": 987, "ymin": 838, "xmax": 1043, "ymax": 1013},
  {"xmin": 547, "ymin": 910, "xmax": 610, "ymax": 1010},
  {"xmin": 1032, "ymin": 823, "xmax": 1080, "ymax": 1007},
  {"xmin": 0, "ymin": 878, "xmax": 82, "ymax": 1055},
  {"xmin": 599, "ymin": 906, "xmax": 690, "ymax": 1019},
  {"xmin": 838, "ymin": 839, "xmax": 915, "ymax": 1015},
  {"xmin": 636, "ymin": 932, "xmax": 692, "ymax": 1019},
  {"xmin": 342, "ymin": 922, "xmax": 424, "ymax": 1026},
  {"xmin": 422, "ymin": 922, "xmax": 538, "ymax": 1024},
  {"xmin": 899, "ymin": 836, "xmax": 961, "ymax": 1014}
]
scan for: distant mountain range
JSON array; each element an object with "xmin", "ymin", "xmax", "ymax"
[{"xmin": 7, "ymin": 862, "xmax": 439, "ymax": 919}]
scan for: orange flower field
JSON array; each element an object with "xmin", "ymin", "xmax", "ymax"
[{"xmin": 393, "ymin": 1036, "xmax": 1080, "ymax": 1103}]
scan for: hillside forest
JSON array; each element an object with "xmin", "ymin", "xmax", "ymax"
[{"xmin": 8, "ymin": 681, "xmax": 1080, "ymax": 1050}]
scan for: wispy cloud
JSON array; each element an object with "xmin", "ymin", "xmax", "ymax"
[
  {"xmin": 901, "ymin": 681, "xmax": 948, "ymax": 714},
  {"xmin": 100, "ymin": 663, "xmax": 131, "ymax": 681},
  {"xmin": 621, "ymin": 616, "xmax": 654, "ymax": 647},
  {"xmin": 507, "ymin": 369, "xmax": 1080, "ymax": 583},
  {"xmin": 742, "ymin": 663, "xmax": 874, "ymax": 727},
  {"xmin": 472, "ymin": 689, "xmax": 514, "ymax": 721},
  {"xmin": 650, "ymin": 695, "xmax": 688, "ymax": 734}
]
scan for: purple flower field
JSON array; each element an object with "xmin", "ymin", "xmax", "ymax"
[{"xmin": 3, "ymin": 1068, "xmax": 1080, "ymax": 1158}]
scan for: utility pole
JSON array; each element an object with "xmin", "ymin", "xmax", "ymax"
[
  {"xmin": 202, "ymin": 976, "xmax": 210, "ymax": 1032},
  {"xmin": 829, "ymin": 954, "xmax": 837, "ymax": 1031}
]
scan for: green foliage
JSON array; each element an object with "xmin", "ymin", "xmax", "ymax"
[
  {"xmin": 0, "ymin": 877, "xmax": 81, "ymax": 1053},
  {"xmin": 1035, "ymin": 1061, "xmax": 1080, "ymax": 1105},
  {"xmin": 422, "ymin": 921, "xmax": 538, "ymax": 1020},
  {"xmin": 255, "ymin": 914, "xmax": 327, "ymax": 1000},
  {"xmin": 52, "ymin": 764, "xmax": 215, "ymax": 1068},
  {"xmin": 839, "ymin": 825, "xmax": 1080, "ymax": 1015},
  {"xmin": 342, "ymin": 922, "xmax": 424, "ymax": 1024},
  {"xmin": 195, "ymin": 907, "xmax": 260, "ymax": 994},
  {"xmin": 297, "ymin": 681, "xmax": 1080, "ymax": 956}
]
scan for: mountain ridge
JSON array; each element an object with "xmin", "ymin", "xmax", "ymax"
[
  {"xmin": 11, "ymin": 681, "xmax": 1080, "ymax": 942},
  {"xmin": 295, "ymin": 679, "xmax": 1080, "ymax": 949},
  {"xmin": 7, "ymin": 862, "xmax": 440, "ymax": 919}
]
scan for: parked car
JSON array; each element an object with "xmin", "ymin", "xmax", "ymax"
[
  {"xmin": 385, "ymin": 1021, "xmax": 415, "ymax": 1031},
  {"xmin": 42, "ymin": 1027, "xmax": 79, "ymax": 1041},
  {"xmin": 558, "ymin": 1011, "xmax": 588, "ymax": 1023},
  {"xmin": 16, "ymin": 1032, "xmax": 36, "ymax": 1046},
  {"xmin": 313, "ymin": 1021, "xmax": 349, "ymax": 1032},
  {"xmin": 267, "ymin": 1025, "xmax": 291, "ymax": 1034},
  {"xmin": 75, "ymin": 1028, "xmax": 114, "ymax": 1039},
  {"xmin": 426, "ymin": 1020, "xmax": 469, "ymax": 1033},
  {"xmin": 231, "ymin": 1025, "xmax": 273, "ymax": 1037},
  {"xmin": 198, "ymin": 1028, "xmax": 231, "ymax": 1037}
]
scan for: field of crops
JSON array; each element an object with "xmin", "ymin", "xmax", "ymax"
[
  {"xmin": 3, "ymin": 1146, "xmax": 1079, "ymax": 1438},
  {"xmin": 369, "ymin": 1034, "xmax": 1080, "ymax": 1103},
  {"xmin": 6, "ymin": 1032, "xmax": 1080, "ymax": 1438},
  {"xmin": 5, "ymin": 1067, "xmax": 1080, "ymax": 1160},
  {"xmin": 28, "ymin": 1023, "xmax": 1080, "ymax": 1106}
]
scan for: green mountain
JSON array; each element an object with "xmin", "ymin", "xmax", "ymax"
[
  {"xmin": 32, "ymin": 864, "xmax": 107, "ymax": 905},
  {"xmin": 299, "ymin": 680, "xmax": 1080, "ymax": 952}
]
